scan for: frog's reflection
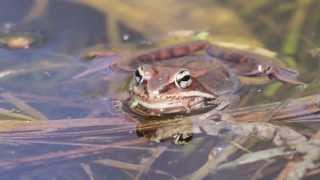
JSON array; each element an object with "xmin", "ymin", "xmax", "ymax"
[{"xmin": 136, "ymin": 118, "xmax": 194, "ymax": 144}]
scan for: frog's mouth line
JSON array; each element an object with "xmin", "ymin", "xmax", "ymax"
[
  {"xmin": 132, "ymin": 90, "xmax": 216, "ymax": 101},
  {"xmin": 134, "ymin": 97, "xmax": 192, "ymax": 110},
  {"xmin": 129, "ymin": 91, "xmax": 216, "ymax": 114}
]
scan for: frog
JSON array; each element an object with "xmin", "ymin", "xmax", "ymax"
[
  {"xmin": 126, "ymin": 54, "xmax": 240, "ymax": 117},
  {"xmin": 89, "ymin": 41, "xmax": 302, "ymax": 117}
]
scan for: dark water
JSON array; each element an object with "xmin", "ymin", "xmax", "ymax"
[{"xmin": 0, "ymin": 0, "xmax": 319, "ymax": 180}]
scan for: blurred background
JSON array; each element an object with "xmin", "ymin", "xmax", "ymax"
[{"xmin": 0, "ymin": 0, "xmax": 319, "ymax": 179}]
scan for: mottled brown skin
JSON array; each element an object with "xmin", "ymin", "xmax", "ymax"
[{"xmin": 127, "ymin": 56, "xmax": 240, "ymax": 116}]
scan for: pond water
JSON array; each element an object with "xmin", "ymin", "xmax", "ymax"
[{"xmin": 0, "ymin": 0, "xmax": 319, "ymax": 180}]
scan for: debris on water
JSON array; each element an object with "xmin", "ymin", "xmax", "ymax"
[
  {"xmin": 122, "ymin": 33, "xmax": 130, "ymax": 41},
  {"xmin": 0, "ymin": 31, "xmax": 43, "ymax": 49},
  {"xmin": 167, "ymin": 30, "xmax": 196, "ymax": 38},
  {"xmin": 0, "ymin": 70, "xmax": 14, "ymax": 79},
  {"xmin": 192, "ymin": 31, "xmax": 209, "ymax": 40},
  {"xmin": 309, "ymin": 48, "xmax": 320, "ymax": 58},
  {"xmin": 81, "ymin": 50, "xmax": 117, "ymax": 61},
  {"xmin": 257, "ymin": 88, "xmax": 264, "ymax": 93}
]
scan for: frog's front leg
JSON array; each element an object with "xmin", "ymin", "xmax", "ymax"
[
  {"xmin": 206, "ymin": 44, "xmax": 303, "ymax": 85},
  {"xmin": 210, "ymin": 94, "xmax": 239, "ymax": 111},
  {"xmin": 197, "ymin": 94, "xmax": 239, "ymax": 122}
]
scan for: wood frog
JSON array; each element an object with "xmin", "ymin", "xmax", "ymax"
[{"xmin": 92, "ymin": 41, "xmax": 303, "ymax": 117}]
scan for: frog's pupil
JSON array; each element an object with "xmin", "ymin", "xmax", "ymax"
[
  {"xmin": 176, "ymin": 70, "xmax": 192, "ymax": 89},
  {"xmin": 135, "ymin": 69, "xmax": 143, "ymax": 84},
  {"xmin": 180, "ymin": 75, "xmax": 190, "ymax": 82}
]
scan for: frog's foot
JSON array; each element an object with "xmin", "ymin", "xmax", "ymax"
[
  {"xmin": 265, "ymin": 66, "xmax": 303, "ymax": 85},
  {"xmin": 206, "ymin": 44, "xmax": 304, "ymax": 85},
  {"xmin": 237, "ymin": 62, "xmax": 303, "ymax": 85},
  {"xmin": 172, "ymin": 133, "xmax": 193, "ymax": 144}
]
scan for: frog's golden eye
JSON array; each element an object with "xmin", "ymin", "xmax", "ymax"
[
  {"xmin": 134, "ymin": 66, "xmax": 144, "ymax": 84},
  {"xmin": 175, "ymin": 69, "xmax": 192, "ymax": 89}
]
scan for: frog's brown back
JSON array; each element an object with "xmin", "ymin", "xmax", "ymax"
[{"xmin": 161, "ymin": 55, "xmax": 241, "ymax": 96}]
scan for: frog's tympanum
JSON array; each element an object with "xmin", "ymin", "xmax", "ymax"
[{"xmin": 112, "ymin": 41, "xmax": 302, "ymax": 117}]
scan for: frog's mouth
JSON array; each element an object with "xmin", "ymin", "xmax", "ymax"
[{"xmin": 128, "ymin": 92, "xmax": 216, "ymax": 116}]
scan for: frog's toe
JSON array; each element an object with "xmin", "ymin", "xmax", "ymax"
[{"xmin": 270, "ymin": 67, "xmax": 304, "ymax": 85}]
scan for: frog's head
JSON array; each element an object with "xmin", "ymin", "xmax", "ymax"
[{"xmin": 128, "ymin": 64, "xmax": 217, "ymax": 116}]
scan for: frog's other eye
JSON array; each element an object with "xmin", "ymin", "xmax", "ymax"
[
  {"xmin": 175, "ymin": 69, "xmax": 192, "ymax": 89},
  {"xmin": 134, "ymin": 66, "xmax": 144, "ymax": 84}
]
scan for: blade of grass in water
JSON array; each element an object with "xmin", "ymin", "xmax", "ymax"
[
  {"xmin": 0, "ymin": 108, "xmax": 37, "ymax": 121},
  {"xmin": 0, "ymin": 138, "xmax": 147, "ymax": 172},
  {"xmin": 1, "ymin": 92, "xmax": 48, "ymax": 121}
]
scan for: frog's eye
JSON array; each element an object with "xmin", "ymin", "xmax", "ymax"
[
  {"xmin": 175, "ymin": 69, "xmax": 192, "ymax": 89},
  {"xmin": 134, "ymin": 66, "xmax": 144, "ymax": 84}
]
